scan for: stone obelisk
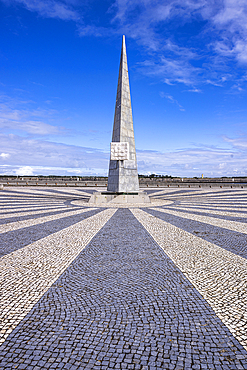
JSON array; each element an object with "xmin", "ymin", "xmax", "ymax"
[
  {"xmin": 107, "ymin": 35, "xmax": 139, "ymax": 193},
  {"xmin": 89, "ymin": 36, "xmax": 150, "ymax": 204}
]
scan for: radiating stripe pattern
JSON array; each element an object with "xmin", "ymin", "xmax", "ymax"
[
  {"xmin": 132, "ymin": 208, "xmax": 247, "ymax": 350},
  {"xmin": 0, "ymin": 187, "xmax": 112, "ymax": 344},
  {"xmin": 0, "ymin": 207, "xmax": 97, "ymax": 233},
  {"xmin": 148, "ymin": 188, "xmax": 247, "ymax": 347},
  {"xmin": 0, "ymin": 186, "xmax": 247, "ymax": 369},
  {"xmin": 0, "ymin": 202, "xmax": 116, "ymax": 344}
]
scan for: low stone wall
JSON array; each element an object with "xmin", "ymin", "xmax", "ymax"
[
  {"xmin": 0, "ymin": 177, "xmax": 246, "ymax": 188},
  {"xmin": 0, "ymin": 180, "xmax": 108, "ymax": 187}
]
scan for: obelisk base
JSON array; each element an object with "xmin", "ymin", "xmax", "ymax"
[{"xmin": 88, "ymin": 191, "xmax": 150, "ymax": 205}]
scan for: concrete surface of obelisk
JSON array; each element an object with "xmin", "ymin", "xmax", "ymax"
[{"xmin": 107, "ymin": 35, "xmax": 139, "ymax": 193}]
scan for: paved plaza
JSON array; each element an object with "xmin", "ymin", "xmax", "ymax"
[{"xmin": 0, "ymin": 186, "xmax": 247, "ymax": 369}]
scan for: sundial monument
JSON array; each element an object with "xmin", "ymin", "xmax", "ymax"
[{"xmin": 90, "ymin": 36, "xmax": 150, "ymax": 204}]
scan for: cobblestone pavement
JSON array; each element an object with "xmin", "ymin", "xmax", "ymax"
[{"xmin": 0, "ymin": 187, "xmax": 247, "ymax": 369}]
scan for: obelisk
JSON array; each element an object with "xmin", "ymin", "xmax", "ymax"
[
  {"xmin": 107, "ymin": 35, "xmax": 139, "ymax": 193},
  {"xmin": 89, "ymin": 36, "xmax": 150, "ymax": 204}
]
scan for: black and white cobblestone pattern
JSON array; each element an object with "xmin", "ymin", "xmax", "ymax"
[
  {"xmin": 144, "ymin": 208, "xmax": 247, "ymax": 260},
  {"xmin": 132, "ymin": 208, "xmax": 247, "ymax": 351},
  {"xmin": 0, "ymin": 207, "xmax": 83, "ymax": 225},
  {"xmin": 0, "ymin": 209, "xmax": 246, "ymax": 369},
  {"xmin": 0, "ymin": 208, "xmax": 116, "ymax": 345},
  {"xmin": 149, "ymin": 207, "xmax": 247, "ymax": 234},
  {"xmin": 1, "ymin": 188, "xmax": 83, "ymax": 199},
  {"xmin": 38, "ymin": 188, "xmax": 92, "ymax": 198},
  {"xmin": 1, "ymin": 187, "xmax": 247, "ymax": 369},
  {"xmin": 0, "ymin": 207, "xmax": 96, "ymax": 234},
  {"xmin": 180, "ymin": 204, "xmax": 247, "ymax": 210},
  {"xmin": 0, "ymin": 208, "xmax": 102, "ymax": 258},
  {"xmin": 179, "ymin": 204, "xmax": 247, "ymax": 213},
  {"xmin": 163, "ymin": 206, "xmax": 247, "ymax": 223}
]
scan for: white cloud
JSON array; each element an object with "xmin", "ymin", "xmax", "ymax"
[
  {"xmin": 15, "ymin": 166, "xmax": 34, "ymax": 176},
  {"xmin": 212, "ymin": 0, "xmax": 247, "ymax": 30},
  {"xmin": 234, "ymin": 41, "xmax": 247, "ymax": 64},
  {"xmin": 0, "ymin": 153, "xmax": 10, "ymax": 159}
]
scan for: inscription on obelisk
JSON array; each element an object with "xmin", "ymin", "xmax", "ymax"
[{"xmin": 107, "ymin": 35, "xmax": 139, "ymax": 193}]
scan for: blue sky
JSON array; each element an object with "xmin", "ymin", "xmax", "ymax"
[{"xmin": 0, "ymin": 0, "xmax": 247, "ymax": 177}]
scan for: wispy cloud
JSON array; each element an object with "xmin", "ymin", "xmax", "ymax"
[
  {"xmin": 223, "ymin": 134, "xmax": 247, "ymax": 150},
  {"xmin": 0, "ymin": 95, "xmax": 69, "ymax": 136},
  {"xmin": 139, "ymin": 57, "xmax": 200, "ymax": 86},
  {"xmin": 2, "ymin": 0, "xmax": 79, "ymax": 20},
  {"xmin": 137, "ymin": 143, "xmax": 247, "ymax": 177},
  {"xmin": 187, "ymin": 88, "xmax": 202, "ymax": 93},
  {"xmin": 111, "ymin": 0, "xmax": 247, "ymax": 87},
  {"xmin": 159, "ymin": 92, "xmax": 185, "ymax": 111},
  {"xmin": 1, "ymin": 131, "xmax": 246, "ymax": 177},
  {"xmin": 2, "ymin": 0, "xmax": 247, "ymax": 88},
  {"xmin": 111, "ymin": 0, "xmax": 206, "ymax": 49},
  {"xmin": 0, "ymin": 133, "xmax": 109, "ymax": 173}
]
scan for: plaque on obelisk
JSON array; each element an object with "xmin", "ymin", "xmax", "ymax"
[{"xmin": 107, "ymin": 35, "xmax": 139, "ymax": 193}]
